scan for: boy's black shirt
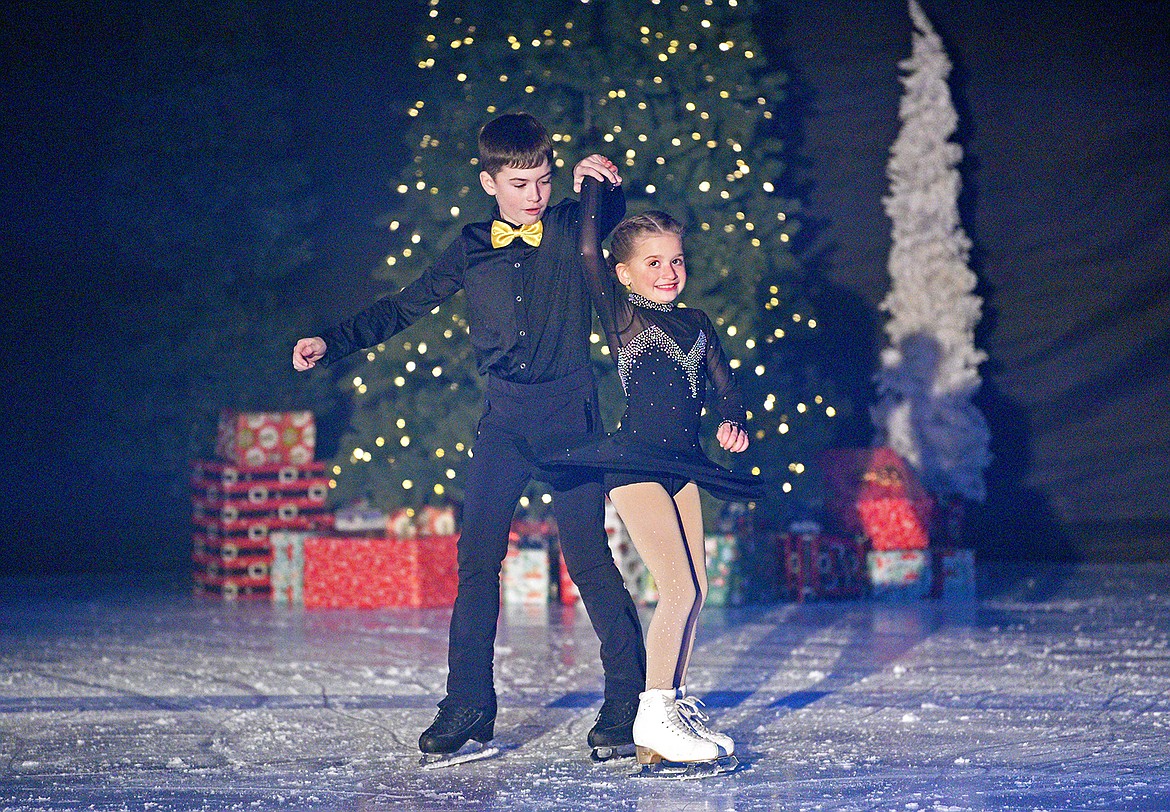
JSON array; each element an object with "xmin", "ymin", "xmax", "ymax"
[{"xmin": 320, "ymin": 185, "xmax": 626, "ymax": 385}]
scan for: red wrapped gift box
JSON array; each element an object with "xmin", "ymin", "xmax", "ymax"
[
  {"xmin": 855, "ymin": 496, "xmax": 930, "ymax": 551},
  {"xmin": 558, "ymin": 552, "xmax": 581, "ymax": 606},
  {"xmin": 215, "ymin": 410, "xmax": 316, "ymax": 467},
  {"xmin": 302, "ymin": 534, "xmax": 458, "ymax": 609},
  {"xmin": 192, "ymin": 571, "xmax": 272, "ymax": 601},
  {"xmin": 191, "ymin": 513, "xmax": 334, "ymax": 541},
  {"xmin": 822, "ymin": 447, "xmax": 934, "ymax": 550},
  {"xmin": 191, "ymin": 494, "xmax": 330, "ymax": 524},
  {"xmin": 191, "ymin": 460, "xmax": 329, "ymax": 488},
  {"xmin": 781, "ymin": 531, "xmax": 866, "ymax": 602}
]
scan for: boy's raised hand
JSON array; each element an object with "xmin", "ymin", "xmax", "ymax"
[
  {"xmin": 292, "ymin": 337, "xmax": 327, "ymax": 371},
  {"xmin": 717, "ymin": 421, "xmax": 750, "ymax": 453},
  {"xmin": 573, "ymin": 154, "xmax": 622, "ymax": 193}
]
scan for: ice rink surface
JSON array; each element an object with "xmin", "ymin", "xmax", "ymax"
[{"xmin": 2, "ymin": 562, "xmax": 1168, "ymax": 811}]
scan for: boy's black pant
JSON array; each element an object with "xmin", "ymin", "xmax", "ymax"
[{"xmin": 440, "ymin": 366, "xmax": 647, "ymax": 711}]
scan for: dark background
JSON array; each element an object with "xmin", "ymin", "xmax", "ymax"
[{"xmin": 3, "ymin": 0, "xmax": 1168, "ymax": 575}]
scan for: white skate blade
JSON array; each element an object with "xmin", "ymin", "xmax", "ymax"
[
  {"xmin": 630, "ymin": 754, "xmax": 740, "ymax": 780},
  {"xmin": 591, "ymin": 742, "xmax": 636, "ymax": 763},
  {"xmin": 419, "ymin": 740, "xmax": 499, "ymax": 770}
]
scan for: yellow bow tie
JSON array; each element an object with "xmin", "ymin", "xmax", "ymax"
[{"xmin": 490, "ymin": 219, "xmax": 543, "ymax": 249}]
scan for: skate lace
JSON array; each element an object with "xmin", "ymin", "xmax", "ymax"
[{"xmin": 676, "ymin": 696, "xmax": 714, "ymax": 734}]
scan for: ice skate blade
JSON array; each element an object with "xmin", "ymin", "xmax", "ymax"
[
  {"xmin": 591, "ymin": 743, "xmax": 636, "ymax": 763},
  {"xmin": 629, "ymin": 754, "xmax": 740, "ymax": 780},
  {"xmin": 419, "ymin": 741, "xmax": 500, "ymax": 770}
]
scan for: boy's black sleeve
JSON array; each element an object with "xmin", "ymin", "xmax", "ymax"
[
  {"xmin": 701, "ymin": 310, "xmax": 748, "ymax": 428},
  {"xmin": 319, "ymin": 238, "xmax": 466, "ymax": 367}
]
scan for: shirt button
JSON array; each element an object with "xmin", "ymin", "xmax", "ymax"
[
  {"xmin": 514, "ymin": 263, "xmax": 521, "ymax": 268},
  {"xmin": 516, "ymin": 295, "xmax": 522, "ymax": 302},
  {"xmin": 520, "ymin": 363, "xmax": 527, "ymax": 369},
  {"xmin": 519, "ymin": 330, "xmax": 526, "ymax": 337}
]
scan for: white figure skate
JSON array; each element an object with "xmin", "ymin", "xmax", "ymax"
[
  {"xmin": 677, "ymin": 687, "xmax": 735, "ymax": 756},
  {"xmin": 630, "ymin": 688, "xmax": 738, "ymax": 780}
]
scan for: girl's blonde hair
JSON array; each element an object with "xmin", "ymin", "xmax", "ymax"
[{"xmin": 608, "ymin": 210, "xmax": 685, "ymax": 266}]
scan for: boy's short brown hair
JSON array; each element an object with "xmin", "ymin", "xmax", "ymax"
[{"xmin": 478, "ymin": 113, "xmax": 554, "ymax": 177}]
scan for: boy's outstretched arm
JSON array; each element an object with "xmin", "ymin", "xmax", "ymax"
[
  {"xmin": 572, "ymin": 154, "xmax": 622, "ymax": 192},
  {"xmin": 292, "ymin": 337, "xmax": 326, "ymax": 371}
]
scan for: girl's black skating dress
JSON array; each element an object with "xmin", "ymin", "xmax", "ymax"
[{"xmin": 546, "ymin": 179, "xmax": 764, "ymax": 503}]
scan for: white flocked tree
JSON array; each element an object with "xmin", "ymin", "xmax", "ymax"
[{"xmin": 871, "ymin": 0, "xmax": 991, "ymax": 503}]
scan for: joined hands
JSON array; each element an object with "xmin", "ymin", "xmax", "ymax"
[{"xmin": 573, "ymin": 154, "xmax": 622, "ymax": 193}]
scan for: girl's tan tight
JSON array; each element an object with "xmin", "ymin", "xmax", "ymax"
[{"xmin": 608, "ymin": 481, "xmax": 707, "ymax": 691}]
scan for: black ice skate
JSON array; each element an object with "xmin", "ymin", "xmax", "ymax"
[
  {"xmin": 588, "ymin": 698, "xmax": 639, "ymax": 762},
  {"xmin": 418, "ymin": 704, "xmax": 499, "ymax": 769}
]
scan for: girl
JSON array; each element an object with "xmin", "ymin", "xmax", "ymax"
[{"xmin": 549, "ymin": 178, "xmax": 763, "ymax": 775}]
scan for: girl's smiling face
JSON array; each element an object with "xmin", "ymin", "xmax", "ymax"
[{"xmin": 616, "ymin": 233, "xmax": 686, "ymax": 305}]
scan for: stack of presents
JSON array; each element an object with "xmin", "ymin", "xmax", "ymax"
[
  {"xmin": 191, "ymin": 410, "xmax": 457, "ymax": 608},
  {"xmin": 781, "ymin": 446, "xmax": 976, "ymax": 602},
  {"xmin": 192, "ymin": 414, "xmax": 973, "ymax": 609}
]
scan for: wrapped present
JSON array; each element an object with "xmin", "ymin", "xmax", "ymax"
[
  {"xmin": 334, "ymin": 499, "xmax": 388, "ymax": 535},
  {"xmin": 822, "ymin": 447, "xmax": 934, "ymax": 550},
  {"xmin": 856, "ymin": 496, "xmax": 931, "ymax": 551},
  {"xmin": 511, "ymin": 516, "xmax": 556, "ymax": 545},
  {"xmin": 503, "ymin": 546, "xmax": 549, "ymax": 605},
  {"xmin": 867, "ymin": 549, "xmax": 932, "ymax": 600},
  {"xmin": 192, "ymin": 532, "xmax": 272, "ymax": 564},
  {"xmin": 930, "ymin": 547, "xmax": 976, "ymax": 601},
  {"xmin": 301, "ymin": 534, "xmax": 458, "ymax": 609},
  {"xmin": 388, "ymin": 507, "xmax": 418, "ymax": 539},
  {"xmin": 191, "ymin": 535, "xmax": 272, "ymax": 601},
  {"xmin": 781, "ymin": 530, "xmax": 866, "ymax": 602},
  {"xmin": 192, "ymin": 530, "xmax": 272, "ymax": 601},
  {"xmin": 193, "ymin": 553, "xmax": 271, "ymax": 582},
  {"xmin": 704, "ymin": 534, "xmax": 742, "ymax": 607},
  {"xmin": 190, "ymin": 466, "xmax": 329, "ymax": 505},
  {"xmin": 191, "ymin": 460, "xmax": 328, "ymax": 488},
  {"xmin": 192, "ymin": 494, "xmax": 329, "ymax": 525},
  {"xmin": 191, "ymin": 512, "xmax": 333, "ymax": 542},
  {"xmin": 557, "ymin": 552, "xmax": 581, "ymax": 606},
  {"xmin": 270, "ymin": 531, "xmax": 308, "ymax": 605},
  {"xmin": 192, "ymin": 572, "xmax": 272, "ymax": 601},
  {"xmin": 639, "ymin": 569, "xmax": 660, "ymax": 606},
  {"xmin": 215, "ymin": 410, "xmax": 316, "ymax": 467},
  {"xmin": 417, "ymin": 504, "xmax": 458, "ymax": 537}
]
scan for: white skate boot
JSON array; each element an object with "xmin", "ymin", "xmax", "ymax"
[
  {"xmin": 677, "ymin": 686, "xmax": 735, "ymax": 756},
  {"xmin": 630, "ymin": 689, "xmax": 738, "ymax": 779}
]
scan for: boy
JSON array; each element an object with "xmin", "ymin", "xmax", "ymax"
[{"xmin": 293, "ymin": 113, "xmax": 647, "ymax": 765}]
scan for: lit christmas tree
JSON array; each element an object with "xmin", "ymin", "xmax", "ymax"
[
  {"xmin": 328, "ymin": 0, "xmax": 844, "ymax": 521},
  {"xmin": 871, "ymin": 0, "xmax": 991, "ymax": 503}
]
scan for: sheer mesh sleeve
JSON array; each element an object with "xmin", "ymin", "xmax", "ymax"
[
  {"xmin": 579, "ymin": 177, "xmax": 632, "ymax": 367},
  {"xmin": 700, "ymin": 311, "xmax": 748, "ymax": 428}
]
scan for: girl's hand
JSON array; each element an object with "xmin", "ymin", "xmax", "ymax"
[
  {"xmin": 717, "ymin": 421, "xmax": 749, "ymax": 453},
  {"xmin": 573, "ymin": 154, "xmax": 622, "ymax": 192},
  {"xmin": 292, "ymin": 337, "xmax": 327, "ymax": 371}
]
